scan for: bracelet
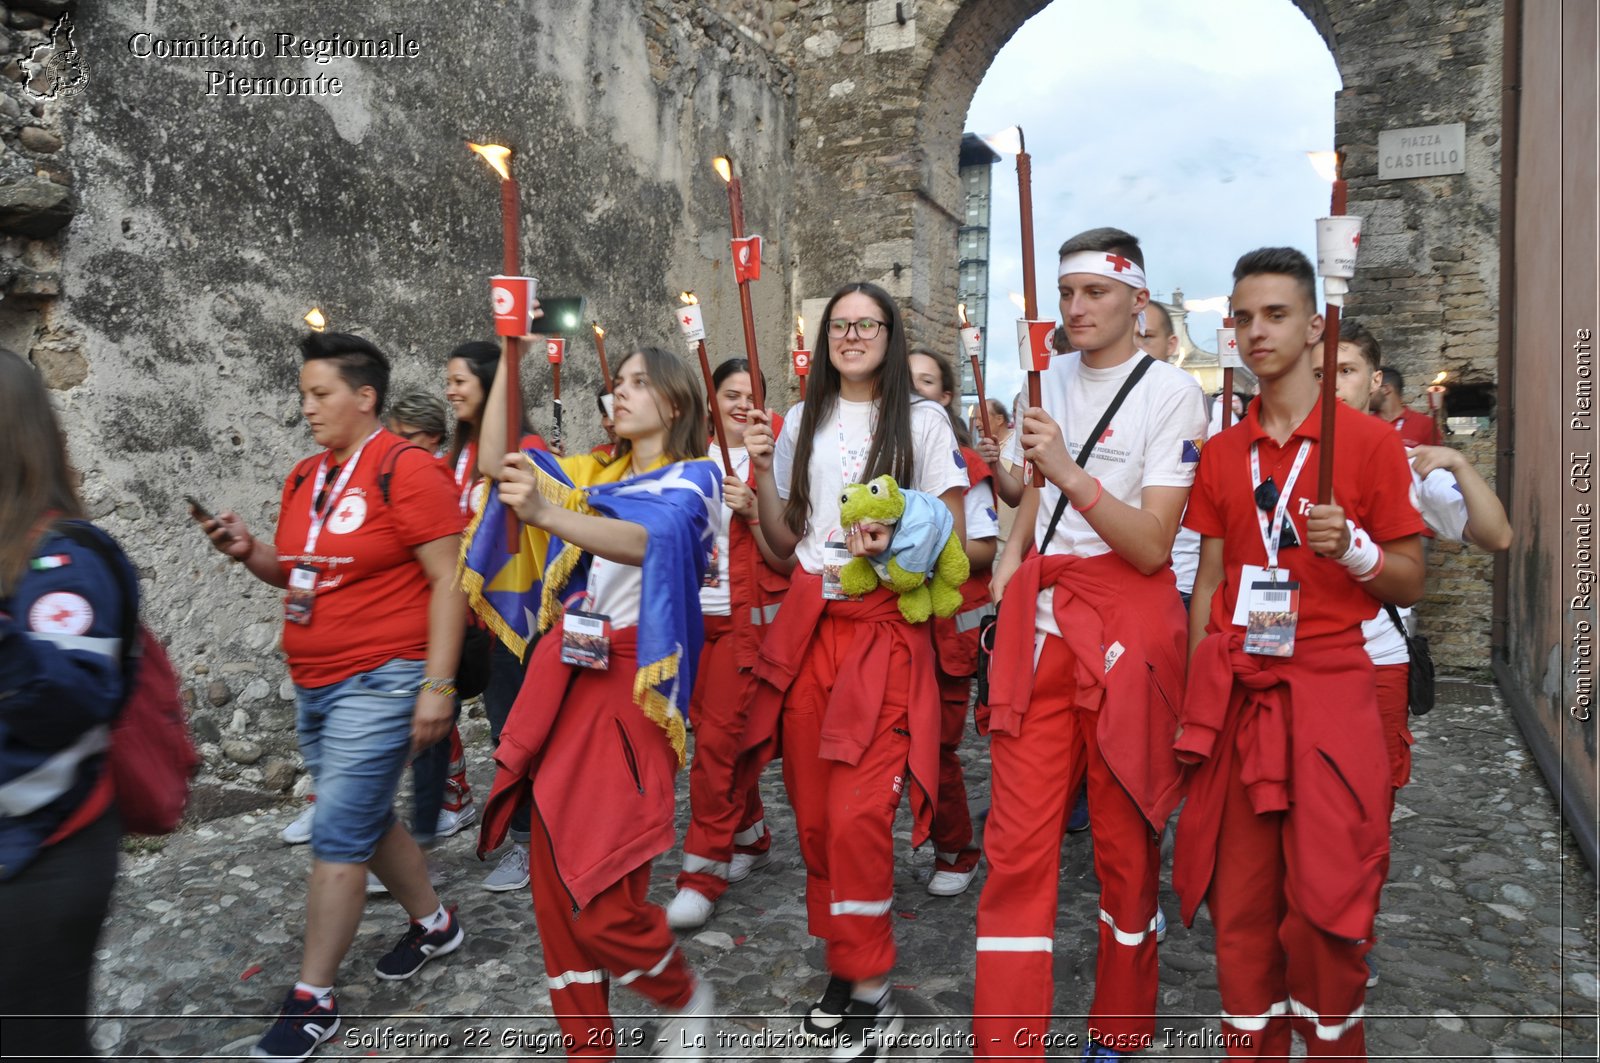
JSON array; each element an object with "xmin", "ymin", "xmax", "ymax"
[
  {"xmin": 745, "ymin": 516, "xmax": 760, "ymax": 527},
  {"xmin": 1074, "ymin": 477, "xmax": 1105, "ymax": 513},
  {"xmin": 420, "ymin": 677, "xmax": 458, "ymax": 698},
  {"xmin": 1337, "ymin": 520, "xmax": 1382, "ymax": 579}
]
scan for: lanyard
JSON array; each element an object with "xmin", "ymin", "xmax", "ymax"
[
  {"xmin": 836, "ymin": 401, "xmax": 877, "ymax": 487},
  {"xmin": 305, "ymin": 429, "xmax": 381, "ymax": 553},
  {"xmin": 1249, "ymin": 439, "xmax": 1311, "ymax": 575},
  {"xmin": 454, "ymin": 444, "xmax": 475, "ymax": 515}
]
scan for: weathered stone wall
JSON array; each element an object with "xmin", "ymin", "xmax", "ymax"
[{"xmin": 2, "ymin": 0, "xmax": 795, "ymax": 815}]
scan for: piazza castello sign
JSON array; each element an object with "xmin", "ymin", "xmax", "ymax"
[{"xmin": 1378, "ymin": 122, "xmax": 1468, "ymax": 179}]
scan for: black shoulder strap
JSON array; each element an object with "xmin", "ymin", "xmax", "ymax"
[
  {"xmin": 375, "ymin": 439, "xmax": 426, "ymax": 507},
  {"xmin": 1383, "ymin": 603, "xmax": 1409, "ymax": 640},
  {"xmin": 1040, "ymin": 355, "xmax": 1157, "ymax": 549}
]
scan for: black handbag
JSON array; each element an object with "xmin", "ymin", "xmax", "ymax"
[
  {"xmin": 1384, "ymin": 604, "xmax": 1435, "ymax": 715},
  {"xmin": 455, "ymin": 623, "xmax": 493, "ymax": 700}
]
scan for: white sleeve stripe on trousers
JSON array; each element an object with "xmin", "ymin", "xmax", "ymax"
[
  {"xmin": 548, "ymin": 968, "xmax": 607, "ymax": 990},
  {"xmin": 975, "ymin": 936, "xmax": 1055, "ymax": 953},
  {"xmin": 1220, "ymin": 1000, "xmax": 1289, "ymax": 1031},
  {"xmin": 1098, "ymin": 908, "xmax": 1159, "ymax": 947},
  {"xmin": 616, "ymin": 944, "xmax": 676, "ymax": 986},
  {"xmin": 1289, "ymin": 997, "xmax": 1365, "ymax": 1040},
  {"xmin": 829, "ymin": 899, "xmax": 893, "ymax": 917}
]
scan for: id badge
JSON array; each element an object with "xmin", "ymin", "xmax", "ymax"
[
  {"xmin": 1242, "ymin": 576, "xmax": 1300, "ymax": 658},
  {"xmin": 285, "ymin": 564, "xmax": 319, "ymax": 626},
  {"xmin": 821, "ymin": 539, "xmax": 858, "ymax": 602},
  {"xmin": 703, "ymin": 543, "xmax": 721, "ymax": 589},
  {"xmin": 561, "ymin": 609, "xmax": 612, "ymax": 670}
]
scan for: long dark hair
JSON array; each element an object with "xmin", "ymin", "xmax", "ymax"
[
  {"xmin": 910, "ymin": 347, "xmax": 972, "ymax": 448},
  {"xmin": 613, "ymin": 346, "xmax": 708, "ymax": 466},
  {"xmin": 0, "ymin": 349, "xmax": 84, "ymax": 589},
  {"xmin": 447, "ymin": 340, "xmax": 532, "ymax": 464},
  {"xmin": 711, "ymin": 357, "xmax": 749, "ymax": 442},
  {"xmin": 782, "ymin": 282, "xmax": 915, "ymax": 537}
]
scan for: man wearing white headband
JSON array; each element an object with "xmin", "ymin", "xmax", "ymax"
[{"xmin": 974, "ymin": 227, "xmax": 1207, "ymax": 1061}]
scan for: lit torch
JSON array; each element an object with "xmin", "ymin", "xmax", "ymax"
[
  {"xmin": 304, "ymin": 307, "xmax": 327, "ymax": 332},
  {"xmin": 592, "ymin": 322, "xmax": 612, "ymax": 394},
  {"xmin": 469, "ymin": 140, "xmax": 523, "ymax": 537},
  {"xmin": 792, "ymin": 315, "xmax": 810, "ymax": 398},
  {"xmin": 714, "ymin": 156, "xmax": 766, "ymax": 414},
  {"xmin": 1427, "ymin": 370, "xmax": 1449, "ymax": 436}
]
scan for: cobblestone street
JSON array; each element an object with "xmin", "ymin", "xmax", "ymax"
[{"xmin": 90, "ymin": 679, "xmax": 1598, "ymax": 1060}]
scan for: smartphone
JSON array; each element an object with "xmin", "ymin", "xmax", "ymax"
[{"xmin": 530, "ymin": 296, "xmax": 588, "ymax": 335}]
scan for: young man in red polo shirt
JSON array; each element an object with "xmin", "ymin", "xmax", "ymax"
[
  {"xmin": 1370, "ymin": 366, "xmax": 1441, "ymax": 446},
  {"xmin": 975, "ymin": 227, "xmax": 1207, "ymax": 1060},
  {"xmin": 1176, "ymin": 247, "xmax": 1426, "ymax": 1059}
]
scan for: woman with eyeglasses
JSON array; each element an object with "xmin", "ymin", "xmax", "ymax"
[{"xmin": 743, "ymin": 282, "xmax": 968, "ymax": 1056}]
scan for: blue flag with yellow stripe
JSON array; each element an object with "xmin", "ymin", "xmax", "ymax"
[{"xmin": 459, "ymin": 449, "xmax": 721, "ymax": 765}]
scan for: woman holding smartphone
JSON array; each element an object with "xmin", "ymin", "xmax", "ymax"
[{"xmin": 200, "ymin": 332, "xmax": 467, "ymax": 1063}]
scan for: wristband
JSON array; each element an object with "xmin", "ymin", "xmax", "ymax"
[
  {"xmin": 1073, "ymin": 477, "xmax": 1104, "ymax": 513},
  {"xmin": 1354, "ymin": 548, "xmax": 1386, "ymax": 583},
  {"xmin": 1337, "ymin": 520, "xmax": 1382, "ymax": 579},
  {"xmin": 745, "ymin": 517, "xmax": 760, "ymax": 527},
  {"xmin": 420, "ymin": 677, "xmax": 458, "ymax": 699}
]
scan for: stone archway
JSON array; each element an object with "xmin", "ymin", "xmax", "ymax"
[{"xmin": 786, "ymin": 0, "xmax": 1503, "ymax": 672}]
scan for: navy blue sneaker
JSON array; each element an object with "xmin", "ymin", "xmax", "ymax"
[
  {"xmin": 375, "ymin": 908, "xmax": 464, "ymax": 980},
  {"xmin": 251, "ymin": 989, "xmax": 339, "ymax": 1061},
  {"xmin": 1067, "ymin": 787, "xmax": 1090, "ymax": 833},
  {"xmin": 1081, "ymin": 1039, "xmax": 1130, "ymax": 1060}
]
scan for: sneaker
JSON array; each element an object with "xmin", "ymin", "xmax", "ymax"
[
  {"xmin": 927, "ymin": 865, "xmax": 980, "ymax": 897},
  {"xmin": 727, "ymin": 849, "xmax": 771, "ymax": 883},
  {"xmin": 435, "ymin": 802, "xmax": 478, "ymax": 839},
  {"xmin": 251, "ymin": 988, "xmax": 339, "ymax": 1061},
  {"xmin": 482, "ymin": 843, "xmax": 530, "ymax": 892},
  {"xmin": 280, "ymin": 805, "xmax": 316, "ymax": 846},
  {"xmin": 828, "ymin": 994, "xmax": 904, "ymax": 1061},
  {"xmin": 1365, "ymin": 953, "xmax": 1379, "ymax": 988},
  {"xmin": 1066, "ymin": 788, "xmax": 1090, "ymax": 833},
  {"xmin": 666, "ymin": 888, "xmax": 716, "ymax": 930},
  {"xmin": 654, "ymin": 978, "xmax": 716, "ymax": 1060},
  {"xmin": 1081, "ymin": 1040, "xmax": 1130, "ymax": 1060},
  {"xmin": 1155, "ymin": 906, "xmax": 1167, "ymax": 943},
  {"xmin": 375, "ymin": 908, "xmax": 465, "ymax": 980},
  {"xmin": 801, "ymin": 975, "xmax": 853, "ymax": 1044}
]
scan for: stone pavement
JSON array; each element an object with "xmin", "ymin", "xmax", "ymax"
[{"xmin": 88, "ymin": 678, "xmax": 1598, "ymax": 1060}]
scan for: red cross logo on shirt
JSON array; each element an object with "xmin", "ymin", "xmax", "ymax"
[
  {"xmin": 50, "ymin": 607, "xmax": 73, "ymax": 625},
  {"xmin": 1105, "ymin": 254, "xmax": 1134, "ymax": 273},
  {"xmin": 338, "ymin": 504, "xmax": 355, "ymax": 522},
  {"xmin": 1099, "ymin": 427, "xmax": 1115, "ymax": 443}
]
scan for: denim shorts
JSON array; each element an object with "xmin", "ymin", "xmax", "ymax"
[{"xmin": 295, "ymin": 658, "xmax": 423, "ymax": 863}]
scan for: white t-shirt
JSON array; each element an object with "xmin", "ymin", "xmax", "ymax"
[
  {"xmin": 587, "ymin": 554, "xmax": 643, "ymax": 630},
  {"xmin": 1002, "ymin": 352, "xmax": 1208, "ymax": 633},
  {"xmin": 1363, "ymin": 459, "xmax": 1473, "ymax": 664},
  {"xmin": 1171, "ymin": 526, "xmax": 1201, "ymax": 596},
  {"xmin": 700, "ymin": 446, "xmax": 751, "ymax": 618},
  {"xmin": 965, "ymin": 480, "xmax": 1000, "ymax": 541},
  {"xmin": 774, "ymin": 396, "xmax": 968, "ymax": 576}
]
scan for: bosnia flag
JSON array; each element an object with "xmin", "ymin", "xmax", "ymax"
[{"xmin": 459, "ymin": 449, "xmax": 721, "ymax": 764}]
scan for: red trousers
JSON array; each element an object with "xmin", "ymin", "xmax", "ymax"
[
  {"xmin": 1209, "ymin": 745, "xmax": 1369, "ymax": 1058},
  {"xmin": 679, "ymin": 615, "xmax": 771, "ymax": 901},
  {"xmin": 974, "ymin": 634, "xmax": 1161, "ymax": 1057},
  {"xmin": 930, "ymin": 664, "xmax": 980, "ymax": 871},
  {"xmin": 528, "ymin": 801, "xmax": 695, "ymax": 1059},
  {"xmin": 782, "ymin": 612, "xmax": 913, "ymax": 981},
  {"xmin": 1374, "ymin": 664, "xmax": 1412, "ymax": 792}
]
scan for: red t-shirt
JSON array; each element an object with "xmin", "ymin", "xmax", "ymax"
[
  {"xmin": 450, "ymin": 434, "xmax": 549, "ymax": 517},
  {"xmin": 1382, "ymin": 408, "xmax": 1441, "ymax": 447},
  {"xmin": 1184, "ymin": 397, "xmax": 1426, "ymax": 640},
  {"xmin": 275, "ymin": 430, "xmax": 466, "ymax": 687}
]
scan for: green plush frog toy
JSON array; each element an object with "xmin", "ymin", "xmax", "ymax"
[{"xmin": 837, "ymin": 474, "xmax": 969, "ymax": 623}]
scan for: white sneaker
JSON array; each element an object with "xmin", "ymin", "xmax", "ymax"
[
  {"xmin": 654, "ymin": 979, "xmax": 715, "ymax": 1061},
  {"xmin": 1155, "ymin": 906, "xmax": 1168, "ymax": 942},
  {"xmin": 280, "ymin": 804, "xmax": 316, "ymax": 846},
  {"xmin": 726, "ymin": 849, "xmax": 771, "ymax": 883},
  {"xmin": 434, "ymin": 803, "xmax": 478, "ymax": 839},
  {"xmin": 927, "ymin": 864, "xmax": 979, "ymax": 897},
  {"xmin": 666, "ymin": 888, "xmax": 716, "ymax": 930},
  {"xmin": 482, "ymin": 843, "xmax": 530, "ymax": 892}
]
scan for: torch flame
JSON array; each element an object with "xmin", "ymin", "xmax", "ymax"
[
  {"xmin": 712, "ymin": 157, "xmax": 733, "ymax": 184},
  {"xmin": 1008, "ymin": 292, "xmax": 1027, "ymax": 312},
  {"xmin": 1306, "ymin": 150, "xmax": 1341, "ymax": 184},
  {"xmin": 958, "ymin": 302, "xmax": 970, "ymax": 327},
  {"xmin": 680, "ymin": 291, "xmax": 699, "ymax": 306},
  {"xmin": 304, "ymin": 308, "xmax": 326, "ymax": 331},
  {"xmin": 1431, "ymin": 371, "xmax": 1449, "ymax": 386},
  {"xmin": 592, "ymin": 322, "xmax": 605, "ymax": 338},
  {"xmin": 467, "ymin": 142, "xmax": 513, "ymax": 181},
  {"xmin": 982, "ymin": 126, "xmax": 1024, "ymax": 156}
]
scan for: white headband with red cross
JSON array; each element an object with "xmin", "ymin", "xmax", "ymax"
[{"xmin": 1058, "ymin": 250, "xmax": 1149, "ymax": 290}]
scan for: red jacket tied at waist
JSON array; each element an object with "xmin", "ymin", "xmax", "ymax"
[
  {"xmin": 982, "ymin": 550, "xmax": 1188, "ymax": 830},
  {"xmin": 1173, "ymin": 629, "xmax": 1390, "ymax": 941},
  {"xmin": 750, "ymin": 569, "xmax": 940, "ymax": 844}
]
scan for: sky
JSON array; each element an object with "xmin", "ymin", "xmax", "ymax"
[{"xmin": 966, "ymin": 0, "xmax": 1341, "ymax": 403}]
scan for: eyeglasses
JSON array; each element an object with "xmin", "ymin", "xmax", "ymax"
[
  {"xmin": 397, "ymin": 429, "xmax": 432, "ymax": 443},
  {"xmin": 1253, "ymin": 476, "xmax": 1300, "ymax": 549},
  {"xmin": 826, "ymin": 318, "xmax": 885, "ymax": 340}
]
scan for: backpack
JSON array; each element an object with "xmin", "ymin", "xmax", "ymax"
[{"xmin": 56, "ymin": 523, "xmax": 197, "ymax": 835}]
